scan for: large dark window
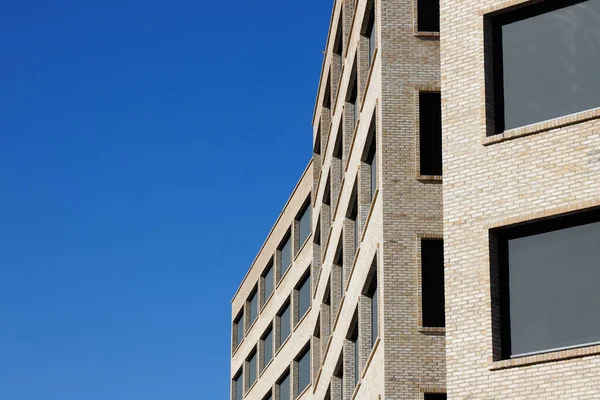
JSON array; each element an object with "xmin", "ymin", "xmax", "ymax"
[
  {"xmin": 362, "ymin": 0, "xmax": 376, "ymax": 64},
  {"xmin": 249, "ymin": 289, "xmax": 258, "ymax": 327},
  {"xmin": 234, "ymin": 310, "xmax": 244, "ymax": 348},
  {"xmin": 280, "ymin": 233, "xmax": 292, "ymax": 277},
  {"xmin": 421, "ymin": 239, "xmax": 445, "ymax": 328},
  {"xmin": 278, "ymin": 371, "xmax": 290, "ymax": 400},
  {"xmin": 233, "ymin": 370, "xmax": 243, "ymax": 400},
  {"xmin": 492, "ymin": 208, "xmax": 600, "ymax": 359},
  {"xmin": 298, "ymin": 201, "xmax": 311, "ymax": 249},
  {"xmin": 488, "ymin": 0, "xmax": 600, "ymax": 133},
  {"xmin": 419, "ymin": 92, "xmax": 442, "ymax": 176},
  {"xmin": 297, "ymin": 273, "xmax": 311, "ymax": 322},
  {"xmin": 247, "ymin": 350, "xmax": 257, "ymax": 391},
  {"xmin": 424, "ymin": 394, "xmax": 447, "ymax": 400},
  {"xmin": 417, "ymin": 0, "xmax": 440, "ymax": 32},
  {"xmin": 278, "ymin": 301, "xmax": 291, "ymax": 347},
  {"xmin": 262, "ymin": 326, "xmax": 273, "ymax": 369},
  {"xmin": 262, "ymin": 263, "xmax": 274, "ymax": 303},
  {"xmin": 296, "ymin": 346, "xmax": 311, "ymax": 394}
]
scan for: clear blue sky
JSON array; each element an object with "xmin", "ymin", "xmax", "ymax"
[{"xmin": 0, "ymin": 1, "xmax": 331, "ymax": 398}]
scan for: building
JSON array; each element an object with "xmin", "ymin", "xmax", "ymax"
[
  {"xmin": 231, "ymin": 0, "xmax": 600, "ymax": 399},
  {"xmin": 442, "ymin": 0, "xmax": 600, "ymax": 398}
]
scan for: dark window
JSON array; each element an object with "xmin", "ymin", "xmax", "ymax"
[
  {"xmin": 298, "ymin": 201, "xmax": 311, "ymax": 248},
  {"xmin": 333, "ymin": 128, "xmax": 343, "ymax": 183},
  {"xmin": 247, "ymin": 350, "xmax": 257, "ymax": 390},
  {"xmin": 262, "ymin": 326, "xmax": 273, "ymax": 368},
  {"xmin": 363, "ymin": 1, "xmax": 376, "ymax": 64},
  {"xmin": 488, "ymin": 0, "xmax": 600, "ymax": 133},
  {"xmin": 348, "ymin": 315, "xmax": 359, "ymax": 387},
  {"xmin": 348, "ymin": 75, "xmax": 358, "ymax": 128},
  {"xmin": 352, "ymin": 328, "xmax": 359, "ymax": 386},
  {"xmin": 419, "ymin": 92, "xmax": 442, "ymax": 176},
  {"xmin": 421, "ymin": 239, "xmax": 445, "ymax": 328},
  {"xmin": 424, "ymin": 394, "xmax": 447, "ymax": 400},
  {"xmin": 279, "ymin": 301, "xmax": 291, "ymax": 346},
  {"xmin": 263, "ymin": 263, "xmax": 274, "ymax": 303},
  {"xmin": 263, "ymin": 392, "xmax": 273, "ymax": 400},
  {"xmin": 492, "ymin": 208, "xmax": 600, "ymax": 359},
  {"xmin": 314, "ymin": 127, "xmax": 322, "ymax": 156},
  {"xmin": 233, "ymin": 370, "xmax": 243, "ymax": 400},
  {"xmin": 370, "ymin": 276, "xmax": 378, "ymax": 346},
  {"xmin": 349, "ymin": 195, "xmax": 359, "ymax": 252},
  {"xmin": 417, "ymin": 0, "xmax": 440, "ymax": 32},
  {"xmin": 296, "ymin": 347, "xmax": 311, "ymax": 394},
  {"xmin": 365, "ymin": 123, "xmax": 377, "ymax": 200},
  {"xmin": 334, "ymin": 358, "xmax": 343, "ymax": 400},
  {"xmin": 280, "ymin": 234, "xmax": 292, "ymax": 277},
  {"xmin": 278, "ymin": 371, "xmax": 290, "ymax": 400},
  {"xmin": 334, "ymin": 17, "xmax": 344, "ymax": 74},
  {"xmin": 297, "ymin": 274, "xmax": 311, "ymax": 321},
  {"xmin": 249, "ymin": 289, "xmax": 258, "ymax": 327},
  {"xmin": 234, "ymin": 310, "xmax": 244, "ymax": 347}
]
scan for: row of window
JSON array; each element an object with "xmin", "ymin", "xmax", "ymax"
[
  {"xmin": 233, "ymin": 200, "xmax": 312, "ymax": 350},
  {"xmin": 233, "ymin": 344, "xmax": 311, "ymax": 400},
  {"xmin": 233, "ymin": 270, "xmax": 313, "ymax": 399}
]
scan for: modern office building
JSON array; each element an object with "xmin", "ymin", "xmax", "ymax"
[{"xmin": 231, "ymin": 0, "xmax": 600, "ymax": 399}]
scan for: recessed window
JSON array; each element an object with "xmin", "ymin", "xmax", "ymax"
[
  {"xmin": 248, "ymin": 288, "xmax": 258, "ymax": 328},
  {"xmin": 334, "ymin": 238, "xmax": 344, "ymax": 290},
  {"xmin": 364, "ymin": 262, "xmax": 378, "ymax": 346},
  {"xmin": 296, "ymin": 346, "xmax": 311, "ymax": 395},
  {"xmin": 247, "ymin": 349, "xmax": 257, "ymax": 391},
  {"xmin": 347, "ymin": 71, "xmax": 359, "ymax": 129},
  {"xmin": 277, "ymin": 370, "xmax": 291, "ymax": 400},
  {"xmin": 333, "ymin": 127, "xmax": 344, "ymax": 184},
  {"xmin": 297, "ymin": 200, "xmax": 311, "ymax": 249},
  {"xmin": 262, "ymin": 326, "xmax": 273, "ymax": 370},
  {"xmin": 417, "ymin": 0, "xmax": 440, "ymax": 32},
  {"xmin": 421, "ymin": 239, "xmax": 445, "ymax": 328},
  {"xmin": 233, "ymin": 370, "xmax": 243, "ymax": 400},
  {"xmin": 234, "ymin": 309, "xmax": 244, "ymax": 348},
  {"xmin": 262, "ymin": 262, "xmax": 274, "ymax": 304},
  {"xmin": 491, "ymin": 208, "xmax": 600, "ymax": 359},
  {"xmin": 363, "ymin": 118, "xmax": 377, "ymax": 200},
  {"xmin": 278, "ymin": 301, "xmax": 292, "ymax": 347},
  {"xmin": 333, "ymin": 16, "xmax": 344, "ymax": 85},
  {"xmin": 424, "ymin": 394, "xmax": 447, "ymax": 400},
  {"xmin": 349, "ymin": 319, "xmax": 359, "ymax": 386},
  {"xmin": 487, "ymin": 0, "xmax": 600, "ymax": 133},
  {"xmin": 334, "ymin": 357, "xmax": 344, "ymax": 400},
  {"xmin": 296, "ymin": 273, "xmax": 311, "ymax": 323},
  {"xmin": 263, "ymin": 392, "xmax": 273, "ymax": 400},
  {"xmin": 347, "ymin": 186, "xmax": 359, "ymax": 252},
  {"xmin": 419, "ymin": 92, "xmax": 442, "ymax": 177},
  {"xmin": 279, "ymin": 233, "xmax": 292, "ymax": 278},
  {"xmin": 363, "ymin": 0, "xmax": 376, "ymax": 64}
]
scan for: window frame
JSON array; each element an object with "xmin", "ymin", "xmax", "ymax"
[
  {"xmin": 484, "ymin": 0, "xmax": 600, "ymax": 135},
  {"xmin": 490, "ymin": 207, "xmax": 600, "ymax": 360}
]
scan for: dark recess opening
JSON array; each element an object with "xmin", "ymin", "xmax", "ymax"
[
  {"xmin": 424, "ymin": 394, "xmax": 447, "ymax": 400},
  {"xmin": 419, "ymin": 92, "xmax": 442, "ymax": 176},
  {"xmin": 422, "ymin": 239, "xmax": 445, "ymax": 328},
  {"xmin": 417, "ymin": 0, "xmax": 440, "ymax": 32}
]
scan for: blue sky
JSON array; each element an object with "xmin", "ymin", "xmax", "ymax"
[{"xmin": 0, "ymin": 1, "xmax": 331, "ymax": 398}]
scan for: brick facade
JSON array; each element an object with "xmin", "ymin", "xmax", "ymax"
[{"xmin": 231, "ymin": 0, "xmax": 600, "ymax": 399}]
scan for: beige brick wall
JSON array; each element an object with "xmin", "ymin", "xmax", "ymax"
[
  {"xmin": 378, "ymin": 0, "xmax": 446, "ymax": 398},
  {"xmin": 230, "ymin": 162, "xmax": 315, "ymax": 400},
  {"xmin": 441, "ymin": 0, "xmax": 600, "ymax": 398}
]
